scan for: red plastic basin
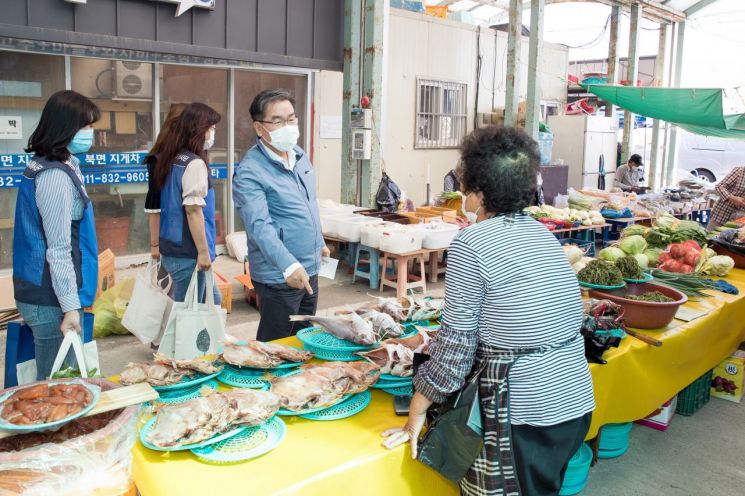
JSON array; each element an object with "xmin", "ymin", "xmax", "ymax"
[{"xmin": 589, "ymin": 282, "xmax": 688, "ymax": 330}]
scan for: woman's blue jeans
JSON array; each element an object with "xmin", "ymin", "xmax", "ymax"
[
  {"xmin": 161, "ymin": 255, "xmax": 222, "ymax": 305},
  {"xmin": 15, "ymin": 302, "xmax": 82, "ymax": 380}
]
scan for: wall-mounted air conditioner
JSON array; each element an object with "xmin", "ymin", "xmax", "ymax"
[{"xmin": 115, "ymin": 61, "xmax": 153, "ymax": 99}]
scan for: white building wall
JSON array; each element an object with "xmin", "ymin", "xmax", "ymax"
[{"xmin": 383, "ymin": 10, "xmax": 569, "ymax": 205}]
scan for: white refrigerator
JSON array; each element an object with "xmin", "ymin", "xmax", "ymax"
[{"xmin": 547, "ymin": 114, "xmax": 619, "ymax": 192}]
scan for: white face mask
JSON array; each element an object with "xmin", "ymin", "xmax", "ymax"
[
  {"xmin": 267, "ymin": 124, "xmax": 300, "ymax": 153},
  {"xmin": 462, "ymin": 193, "xmax": 481, "ymax": 224},
  {"xmin": 204, "ymin": 129, "xmax": 215, "ymax": 150}
]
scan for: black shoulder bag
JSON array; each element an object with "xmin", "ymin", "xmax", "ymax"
[{"xmin": 415, "ymin": 360, "xmax": 486, "ymax": 483}]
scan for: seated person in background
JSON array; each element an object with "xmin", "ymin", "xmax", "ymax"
[
  {"xmin": 444, "ymin": 168, "xmax": 461, "ymax": 193},
  {"xmin": 614, "ymin": 154, "xmax": 646, "ymax": 192}
]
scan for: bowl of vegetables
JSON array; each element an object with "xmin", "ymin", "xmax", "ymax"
[
  {"xmin": 588, "ymin": 282, "xmax": 687, "ymax": 329},
  {"xmin": 577, "ymin": 259, "xmax": 626, "ymax": 290}
]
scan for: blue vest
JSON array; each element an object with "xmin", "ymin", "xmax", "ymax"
[
  {"xmin": 13, "ymin": 156, "xmax": 99, "ymax": 308},
  {"xmin": 159, "ymin": 151, "xmax": 216, "ymax": 261}
]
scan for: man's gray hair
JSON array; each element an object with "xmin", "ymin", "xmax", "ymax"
[{"xmin": 250, "ymin": 89, "xmax": 296, "ymax": 121}]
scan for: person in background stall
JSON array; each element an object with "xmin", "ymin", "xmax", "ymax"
[
  {"xmin": 13, "ymin": 90, "xmax": 101, "ymax": 379},
  {"xmin": 154, "ymin": 102, "xmax": 222, "ymax": 304},
  {"xmin": 144, "ymin": 103, "xmax": 186, "ymax": 260},
  {"xmin": 233, "ymin": 89, "xmax": 327, "ymax": 342},
  {"xmin": 709, "ymin": 166, "xmax": 745, "ymax": 229},
  {"xmin": 614, "ymin": 154, "xmax": 645, "ymax": 192},
  {"xmin": 443, "ymin": 167, "xmax": 461, "ymax": 193},
  {"xmin": 382, "ymin": 125, "xmax": 595, "ymax": 496}
]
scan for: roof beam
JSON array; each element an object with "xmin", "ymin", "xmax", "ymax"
[
  {"xmin": 548, "ymin": 0, "xmax": 684, "ymax": 23},
  {"xmin": 685, "ymin": 0, "xmax": 719, "ymax": 16}
]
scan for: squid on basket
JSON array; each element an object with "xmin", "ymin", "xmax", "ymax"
[
  {"xmin": 221, "ymin": 338, "xmax": 314, "ymax": 368},
  {"xmin": 266, "ymin": 362, "xmax": 381, "ymax": 412},
  {"xmin": 145, "ymin": 388, "xmax": 280, "ymax": 448},
  {"xmin": 357, "ymin": 329, "xmax": 436, "ymax": 377}
]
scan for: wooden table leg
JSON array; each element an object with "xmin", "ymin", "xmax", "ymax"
[
  {"xmin": 396, "ymin": 255, "xmax": 407, "ymax": 298},
  {"xmin": 428, "ymin": 251, "xmax": 439, "ymax": 283}
]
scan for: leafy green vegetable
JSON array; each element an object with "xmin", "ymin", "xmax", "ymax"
[
  {"xmin": 644, "ymin": 248, "xmax": 663, "ymax": 266},
  {"xmin": 699, "ymin": 255, "xmax": 735, "ymax": 277},
  {"xmin": 648, "ymin": 269, "xmax": 716, "ymax": 297},
  {"xmin": 578, "ymin": 260, "xmax": 624, "ymax": 286},
  {"xmin": 51, "ymin": 367, "xmax": 100, "ymax": 379},
  {"xmin": 619, "ymin": 235, "xmax": 648, "ymax": 255},
  {"xmin": 622, "ymin": 225, "xmax": 648, "ymax": 238},
  {"xmin": 646, "ymin": 229, "xmax": 672, "ymax": 249},
  {"xmin": 615, "ymin": 256, "xmax": 644, "ymax": 279},
  {"xmin": 633, "ymin": 253, "xmax": 650, "ymax": 269},
  {"xmin": 599, "ymin": 247, "xmax": 625, "ymax": 263},
  {"xmin": 627, "ymin": 291, "xmax": 675, "ymax": 303}
]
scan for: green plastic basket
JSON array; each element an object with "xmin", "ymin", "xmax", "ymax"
[
  {"xmin": 299, "ymin": 391, "xmax": 371, "ymax": 421},
  {"xmin": 153, "ymin": 379, "xmax": 219, "ymax": 405},
  {"xmin": 676, "ymin": 369, "xmax": 713, "ymax": 416},
  {"xmin": 380, "ymin": 384, "xmax": 414, "ymax": 396},
  {"xmin": 191, "ymin": 416, "xmax": 286, "ymax": 464}
]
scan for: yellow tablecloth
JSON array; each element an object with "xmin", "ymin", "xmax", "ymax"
[{"xmin": 131, "ymin": 269, "xmax": 745, "ymax": 496}]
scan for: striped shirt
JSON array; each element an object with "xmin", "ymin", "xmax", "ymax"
[
  {"xmin": 414, "ymin": 213, "xmax": 596, "ymax": 426},
  {"xmin": 34, "ymin": 156, "xmax": 85, "ymax": 313}
]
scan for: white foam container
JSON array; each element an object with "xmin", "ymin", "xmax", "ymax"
[
  {"xmin": 337, "ymin": 216, "xmax": 383, "ymax": 242},
  {"xmin": 379, "ymin": 227, "xmax": 424, "ymax": 254},
  {"xmin": 360, "ymin": 222, "xmax": 404, "ymax": 249},
  {"xmin": 321, "ymin": 213, "xmax": 358, "ymax": 237},
  {"xmin": 422, "ymin": 222, "xmax": 460, "ymax": 249}
]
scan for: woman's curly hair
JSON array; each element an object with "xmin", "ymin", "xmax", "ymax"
[{"xmin": 457, "ymin": 125, "xmax": 539, "ymax": 215}]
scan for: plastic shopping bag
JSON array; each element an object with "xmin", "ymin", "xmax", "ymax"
[
  {"xmin": 92, "ymin": 278, "xmax": 135, "ymax": 338},
  {"xmin": 158, "ymin": 268, "xmax": 226, "ymax": 360},
  {"xmin": 122, "ymin": 260, "xmax": 173, "ymax": 345}
]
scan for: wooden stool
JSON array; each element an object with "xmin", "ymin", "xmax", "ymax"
[
  {"xmin": 380, "ymin": 250, "xmax": 427, "ymax": 298},
  {"xmin": 426, "ymin": 249, "xmax": 448, "ymax": 283}
]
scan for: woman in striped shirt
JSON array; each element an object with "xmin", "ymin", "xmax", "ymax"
[
  {"xmin": 383, "ymin": 126, "xmax": 595, "ymax": 495},
  {"xmin": 13, "ymin": 91, "xmax": 101, "ymax": 379}
]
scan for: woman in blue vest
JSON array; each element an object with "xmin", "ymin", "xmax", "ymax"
[
  {"xmin": 13, "ymin": 90, "xmax": 100, "ymax": 380},
  {"xmin": 153, "ymin": 102, "xmax": 222, "ymax": 303}
]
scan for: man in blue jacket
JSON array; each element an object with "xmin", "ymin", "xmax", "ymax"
[{"xmin": 233, "ymin": 89, "xmax": 328, "ymax": 341}]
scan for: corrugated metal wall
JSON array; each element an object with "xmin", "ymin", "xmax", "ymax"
[{"xmin": 0, "ymin": 0, "xmax": 343, "ymax": 70}]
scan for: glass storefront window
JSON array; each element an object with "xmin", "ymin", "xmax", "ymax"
[
  {"xmin": 160, "ymin": 65, "xmax": 229, "ymax": 245},
  {"xmin": 233, "ymin": 71, "xmax": 308, "ymax": 232},
  {"xmin": 0, "ymin": 52, "xmax": 66, "ymax": 269},
  {"xmin": 71, "ymin": 57, "xmax": 154, "ymax": 257}
]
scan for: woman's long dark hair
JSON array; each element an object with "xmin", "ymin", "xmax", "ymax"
[
  {"xmin": 146, "ymin": 103, "xmax": 187, "ymax": 163},
  {"xmin": 154, "ymin": 102, "xmax": 221, "ymax": 190},
  {"xmin": 26, "ymin": 90, "xmax": 100, "ymax": 162}
]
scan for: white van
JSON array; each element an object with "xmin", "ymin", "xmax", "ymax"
[{"xmin": 676, "ymin": 130, "xmax": 745, "ymax": 182}]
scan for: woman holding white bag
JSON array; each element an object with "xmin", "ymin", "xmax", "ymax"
[
  {"xmin": 153, "ymin": 102, "xmax": 222, "ymax": 304},
  {"xmin": 13, "ymin": 90, "xmax": 101, "ymax": 380}
]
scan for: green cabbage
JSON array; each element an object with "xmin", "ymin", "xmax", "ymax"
[
  {"xmin": 619, "ymin": 235, "xmax": 648, "ymax": 255},
  {"xmin": 700, "ymin": 256, "xmax": 735, "ymax": 277},
  {"xmin": 644, "ymin": 248, "xmax": 663, "ymax": 266},
  {"xmin": 622, "ymin": 225, "xmax": 648, "ymax": 238},
  {"xmin": 633, "ymin": 253, "xmax": 650, "ymax": 269},
  {"xmin": 599, "ymin": 247, "xmax": 625, "ymax": 262}
]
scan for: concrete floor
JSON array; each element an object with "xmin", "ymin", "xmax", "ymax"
[{"xmin": 1, "ymin": 255, "xmax": 743, "ymax": 495}]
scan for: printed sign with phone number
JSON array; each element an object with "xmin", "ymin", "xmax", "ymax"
[{"xmin": 0, "ymin": 153, "xmax": 228, "ymax": 188}]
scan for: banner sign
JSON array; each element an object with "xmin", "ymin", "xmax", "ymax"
[
  {"xmin": 0, "ymin": 152, "xmax": 228, "ymax": 188},
  {"xmin": 65, "ymin": 0, "xmax": 215, "ymax": 17}
]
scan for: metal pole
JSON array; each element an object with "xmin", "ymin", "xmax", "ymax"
[
  {"xmin": 649, "ymin": 23, "xmax": 668, "ymax": 190},
  {"xmin": 665, "ymin": 20, "xmax": 686, "ymax": 187},
  {"xmin": 341, "ymin": 0, "xmax": 362, "ymax": 205},
  {"xmin": 605, "ymin": 6, "xmax": 620, "ymax": 118},
  {"xmin": 621, "ymin": 3, "xmax": 641, "ymax": 163},
  {"xmin": 504, "ymin": 0, "xmax": 522, "ymax": 127},
  {"xmin": 525, "ymin": 0, "xmax": 545, "ymax": 139}
]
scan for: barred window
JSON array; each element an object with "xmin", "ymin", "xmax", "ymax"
[{"xmin": 415, "ymin": 78, "xmax": 467, "ymax": 149}]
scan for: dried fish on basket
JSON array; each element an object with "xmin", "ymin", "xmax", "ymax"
[
  {"xmin": 357, "ymin": 329, "xmax": 436, "ymax": 377},
  {"xmin": 221, "ymin": 340, "xmax": 314, "ymax": 368},
  {"xmin": 289, "ymin": 313, "xmax": 376, "ymax": 346}
]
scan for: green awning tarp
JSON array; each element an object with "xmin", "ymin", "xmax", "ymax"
[{"xmin": 582, "ymin": 84, "xmax": 745, "ymax": 140}]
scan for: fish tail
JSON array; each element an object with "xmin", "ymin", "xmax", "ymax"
[{"xmin": 289, "ymin": 315, "xmax": 312, "ymax": 322}]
